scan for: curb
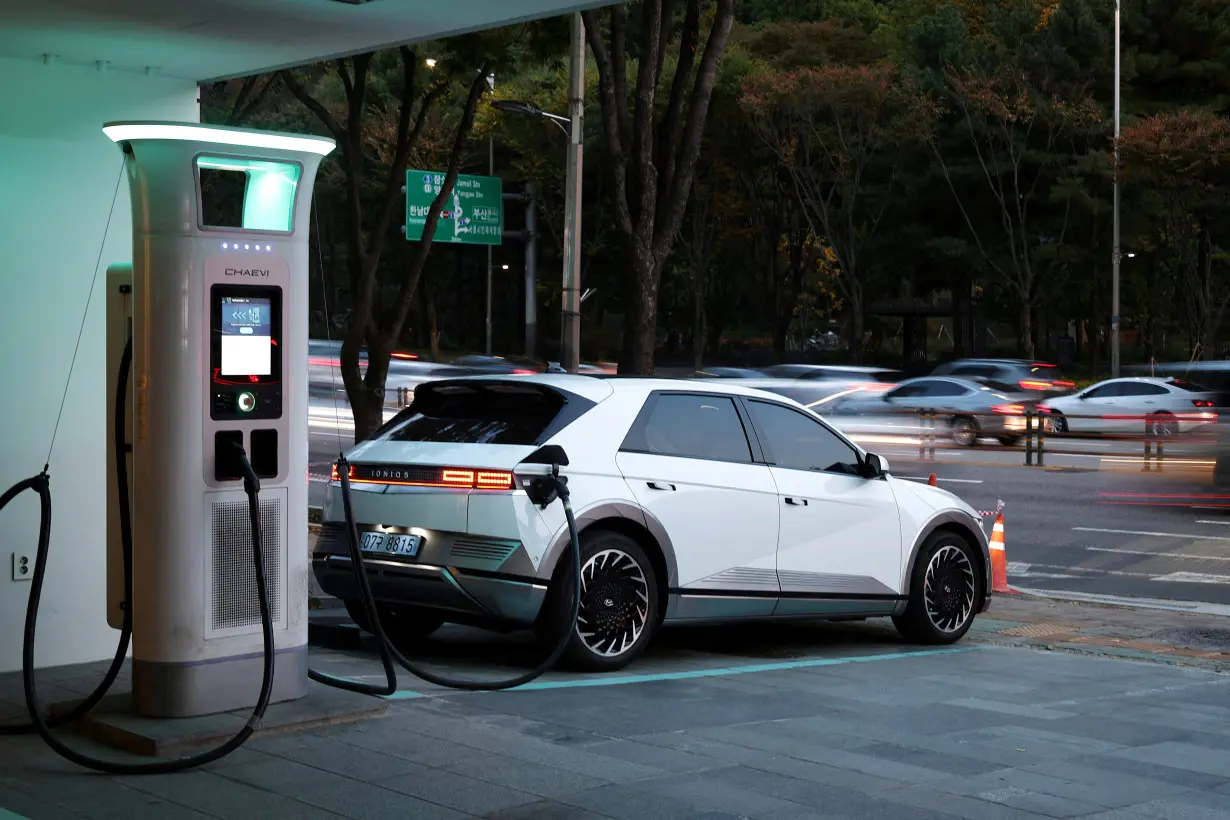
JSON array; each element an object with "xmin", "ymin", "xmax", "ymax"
[{"xmin": 1013, "ymin": 587, "xmax": 1230, "ymax": 618}]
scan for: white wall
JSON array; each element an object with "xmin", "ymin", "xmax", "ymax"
[{"xmin": 0, "ymin": 57, "xmax": 199, "ymax": 673}]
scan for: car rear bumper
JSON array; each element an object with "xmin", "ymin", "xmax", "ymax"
[{"xmin": 311, "ymin": 522, "xmax": 548, "ymax": 626}]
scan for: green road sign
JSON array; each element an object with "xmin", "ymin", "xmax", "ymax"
[{"xmin": 405, "ymin": 170, "xmax": 503, "ymax": 245}]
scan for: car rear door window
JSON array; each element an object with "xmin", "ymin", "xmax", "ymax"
[
  {"xmin": 1118, "ymin": 382, "xmax": 1169, "ymax": 397},
  {"xmin": 746, "ymin": 400, "xmax": 862, "ymax": 475},
  {"xmin": 623, "ymin": 394, "xmax": 753, "ymax": 463},
  {"xmin": 915, "ymin": 380, "xmax": 968, "ymax": 397}
]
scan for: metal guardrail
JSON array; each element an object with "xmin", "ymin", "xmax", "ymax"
[{"xmin": 874, "ymin": 407, "xmax": 1210, "ymax": 471}]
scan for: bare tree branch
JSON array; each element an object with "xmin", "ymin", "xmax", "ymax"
[
  {"xmin": 652, "ymin": 0, "xmax": 736, "ymax": 258},
  {"xmin": 279, "ymin": 70, "xmax": 344, "ymax": 142},
  {"xmin": 656, "ymin": 0, "xmax": 700, "ymax": 212},
  {"xmin": 387, "ymin": 65, "xmax": 493, "ymax": 348},
  {"xmin": 583, "ymin": 10, "xmax": 633, "ymax": 236}
]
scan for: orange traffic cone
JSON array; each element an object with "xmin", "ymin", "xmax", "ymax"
[
  {"xmin": 927, "ymin": 473, "xmax": 938, "ymax": 486},
  {"xmin": 989, "ymin": 512, "xmax": 1018, "ymax": 595}
]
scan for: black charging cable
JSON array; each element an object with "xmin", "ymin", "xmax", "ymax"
[
  {"xmin": 309, "ymin": 455, "xmax": 582, "ymax": 693},
  {"xmin": 0, "ymin": 338, "xmax": 278, "ymax": 774}
]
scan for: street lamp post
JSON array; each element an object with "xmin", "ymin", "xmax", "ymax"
[
  {"xmin": 491, "ymin": 16, "xmax": 585, "ymax": 373},
  {"xmin": 485, "ymin": 72, "xmax": 496, "ymax": 356},
  {"xmin": 1111, "ymin": 0, "xmax": 1122, "ymax": 378},
  {"xmin": 559, "ymin": 11, "xmax": 585, "ymax": 374}
]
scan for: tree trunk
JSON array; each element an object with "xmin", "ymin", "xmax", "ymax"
[
  {"xmin": 1019, "ymin": 301, "xmax": 1035, "ymax": 359},
  {"xmin": 846, "ymin": 284, "xmax": 865, "ymax": 364},
  {"xmin": 693, "ymin": 275, "xmax": 706, "ymax": 371},
  {"xmin": 624, "ymin": 248, "xmax": 660, "ymax": 374},
  {"xmin": 424, "ymin": 273, "xmax": 441, "ymax": 363}
]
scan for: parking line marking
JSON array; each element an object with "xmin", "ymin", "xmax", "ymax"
[
  {"xmin": 380, "ymin": 647, "xmax": 980, "ymax": 700},
  {"xmin": 1072, "ymin": 527, "xmax": 1230, "ymax": 541},
  {"xmin": 1084, "ymin": 546, "xmax": 1230, "ymax": 562},
  {"xmin": 1149, "ymin": 572, "xmax": 1230, "ymax": 585}
]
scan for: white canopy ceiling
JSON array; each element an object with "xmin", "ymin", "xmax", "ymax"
[{"xmin": 0, "ymin": 0, "xmax": 606, "ymax": 82}]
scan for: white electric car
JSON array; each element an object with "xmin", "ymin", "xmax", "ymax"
[
  {"xmin": 1042, "ymin": 376, "xmax": 1220, "ymax": 437},
  {"xmin": 313, "ymin": 375, "xmax": 992, "ymax": 672}
]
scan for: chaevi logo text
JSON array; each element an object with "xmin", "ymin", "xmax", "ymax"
[{"xmin": 224, "ymin": 268, "xmax": 270, "ymax": 277}]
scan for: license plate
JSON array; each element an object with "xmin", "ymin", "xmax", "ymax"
[{"xmin": 360, "ymin": 531, "xmax": 422, "ymax": 557}]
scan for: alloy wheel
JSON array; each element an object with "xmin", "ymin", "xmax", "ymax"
[
  {"xmin": 1147, "ymin": 417, "xmax": 1176, "ymax": 438},
  {"xmin": 576, "ymin": 548, "xmax": 650, "ymax": 657},
  {"xmin": 923, "ymin": 544, "xmax": 976, "ymax": 633},
  {"xmin": 951, "ymin": 419, "xmax": 977, "ymax": 447}
]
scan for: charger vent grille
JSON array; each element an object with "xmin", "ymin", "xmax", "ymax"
[{"xmin": 210, "ymin": 498, "xmax": 284, "ymax": 630}]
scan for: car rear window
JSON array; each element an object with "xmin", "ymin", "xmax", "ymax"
[
  {"xmin": 376, "ymin": 382, "xmax": 588, "ymax": 445},
  {"xmin": 1168, "ymin": 378, "xmax": 1212, "ymax": 392}
]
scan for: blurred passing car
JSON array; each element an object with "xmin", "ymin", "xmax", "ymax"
[
  {"xmin": 308, "ymin": 340, "xmax": 462, "ymax": 401},
  {"xmin": 825, "ymin": 376, "xmax": 1041, "ymax": 446},
  {"xmin": 931, "ymin": 358, "xmax": 1074, "ymax": 396},
  {"xmin": 691, "ymin": 367, "xmax": 763, "ymax": 378},
  {"xmin": 450, "ymin": 354, "xmax": 540, "ymax": 375},
  {"xmin": 1041, "ymin": 377, "xmax": 1219, "ymax": 437},
  {"xmin": 759, "ymin": 364, "xmax": 905, "ymax": 385},
  {"xmin": 695, "ymin": 365, "xmax": 904, "ymax": 412}
]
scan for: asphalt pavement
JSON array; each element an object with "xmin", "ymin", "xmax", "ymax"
[{"xmin": 307, "ymin": 399, "xmax": 1230, "ymax": 607}]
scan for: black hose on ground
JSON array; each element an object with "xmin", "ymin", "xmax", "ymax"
[
  {"xmin": 0, "ymin": 338, "xmax": 278, "ymax": 774},
  {"xmin": 310, "ymin": 455, "xmax": 581, "ymax": 693}
]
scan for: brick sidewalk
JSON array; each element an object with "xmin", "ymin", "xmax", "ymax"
[{"xmin": 970, "ymin": 592, "xmax": 1230, "ymax": 672}]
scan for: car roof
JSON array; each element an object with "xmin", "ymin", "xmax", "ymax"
[
  {"xmin": 450, "ymin": 373, "xmax": 827, "ymax": 407},
  {"xmin": 766, "ymin": 363, "xmax": 893, "ymax": 373}
]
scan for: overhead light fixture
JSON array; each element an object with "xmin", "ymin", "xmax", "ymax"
[
  {"xmin": 425, "ymin": 58, "xmax": 438, "ymax": 68},
  {"xmin": 103, "ymin": 122, "xmax": 336, "ymax": 156},
  {"xmin": 328, "ymin": 0, "xmax": 378, "ymax": 4}
]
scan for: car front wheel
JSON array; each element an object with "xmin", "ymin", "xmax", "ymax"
[
  {"xmin": 893, "ymin": 530, "xmax": 981, "ymax": 644},
  {"xmin": 537, "ymin": 529, "xmax": 660, "ymax": 672}
]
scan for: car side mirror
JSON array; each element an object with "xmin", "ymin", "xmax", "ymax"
[{"xmin": 861, "ymin": 453, "xmax": 887, "ymax": 479}]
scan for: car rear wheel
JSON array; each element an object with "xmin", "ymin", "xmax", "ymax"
[
  {"xmin": 950, "ymin": 416, "xmax": 979, "ymax": 447},
  {"xmin": 537, "ymin": 529, "xmax": 660, "ymax": 673},
  {"xmin": 893, "ymin": 530, "xmax": 981, "ymax": 645},
  {"xmin": 1145, "ymin": 413, "xmax": 1176, "ymax": 438},
  {"xmin": 344, "ymin": 599, "xmax": 444, "ymax": 645}
]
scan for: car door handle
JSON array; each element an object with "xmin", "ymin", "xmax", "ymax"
[
  {"xmin": 785, "ymin": 497, "xmax": 808, "ymax": 506},
  {"xmin": 647, "ymin": 481, "xmax": 676, "ymax": 491}
]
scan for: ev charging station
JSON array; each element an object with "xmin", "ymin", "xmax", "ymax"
[
  {"xmin": 100, "ymin": 122, "xmax": 334, "ymax": 718},
  {"xmin": 2, "ymin": 119, "xmax": 577, "ymax": 776}
]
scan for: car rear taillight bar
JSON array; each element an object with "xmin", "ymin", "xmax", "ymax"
[
  {"xmin": 1192, "ymin": 399, "xmax": 1215, "ymax": 408},
  {"xmin": 329, "ymin": 464, "xmax": 514, "ymax": 490},
  {"xmin": 991, "ymin": 403, "xmax": 1026, "ymax": 415}
]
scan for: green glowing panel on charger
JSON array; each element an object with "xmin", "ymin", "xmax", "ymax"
[{"xmin": 197, "ymin": 156, "xmax": 301, "ymax": 233}]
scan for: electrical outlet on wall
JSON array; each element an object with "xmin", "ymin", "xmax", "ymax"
[{"xmin": 11, "ymin": 552, "xmax": 32, "ymax": 582}]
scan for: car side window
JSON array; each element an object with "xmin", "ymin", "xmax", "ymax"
[
  {"xmin": 623, "ymin": 394, "xmax": 753, "ymax": 463},
  {"xmin": 1083, "ymin": 384, "xmax": 1121, "ymax": 399},
  {"xmin": 1119, "ymin": 382, "xmax": 1168, "ymax": 396},
  {"xmin": 908, "ymin": 380, "xmax": 963, "ymax": 398},
  {"xmin": 746, "ymin": 400, "xmax": 862, "ymax": 476},
  {"xmin": 888, "ymin": 384, "xmax": 920, "ymax": 398}
]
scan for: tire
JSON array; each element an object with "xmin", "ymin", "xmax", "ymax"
[
  {"xmin": 892, "ymin": 530, "xmax": 982, "ymax": 645},
  {"xmin": 949, "ymin": 416, "xmax": 979, "ymax": 447},
  {"xmin": 1048, "ymin": 412, "xmax": 1068, "ymax": 434},
  {"xmin": 997, "ymin": 436, "xmax": 1020, "ymax": 447},
  {"xmin": 344, "ymin": 599, "xmax": 444, "ymax": 645},
  {"xmin": 536, "ymin": 528, "xmax": 660, "ymax": 673},
  {"xmin": 1145, "ymin": 412, "xmax": 1176, "ymax": 438}
]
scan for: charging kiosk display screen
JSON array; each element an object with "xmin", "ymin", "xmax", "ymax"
[
  {"xmin": 210, "ymin": 285, "xmax": 283, "ymax": 421},
  {"xmin": 220, "ymin": 297, "xmax": 272, "ymax": 376}
]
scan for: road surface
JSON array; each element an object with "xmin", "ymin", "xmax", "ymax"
[{"xmin": 306, "ymin": 399, "xmax": 1230, "ymax": 606}]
